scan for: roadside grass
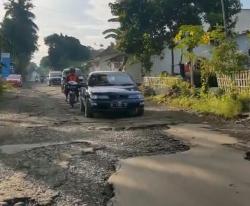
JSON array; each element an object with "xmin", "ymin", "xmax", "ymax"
[
  {"xmin": 150, "ymin": 92, "xmax": 250, "ymax": 119},
  {"xmin": 0, "ymin": 81, "xmax": 14, "ymax": 98}
]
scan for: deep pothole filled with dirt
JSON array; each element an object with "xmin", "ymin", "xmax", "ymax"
[{"xmin": 0, "ymin": 129, "xmax": 189, "ymax": 206}]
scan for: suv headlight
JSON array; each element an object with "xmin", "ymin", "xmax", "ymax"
[
  {"xmin": 128, "ymin": 94, "xmax": 144, "ymax": 100},
  {"xmin": 90, "ymin": 94, "xmax": 109, "ymax": 100}
]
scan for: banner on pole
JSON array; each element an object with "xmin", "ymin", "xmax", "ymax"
[{"xmin": 1, "ymin": 53, "xmax": 11, "ymax": 78}]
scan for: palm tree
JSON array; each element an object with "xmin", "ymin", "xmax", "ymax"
[
  {"xmin": 103, "ymin": 18, "xmax": 121, "ymax": 39},
  {"xmin": 1, "ymin": 0, "xmax": 38, "ymax": 75}
]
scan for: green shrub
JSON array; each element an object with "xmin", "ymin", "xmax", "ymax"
[
  {"xmin": 0, "ymin": 80, "xmax": 12, "ymax": 97},
  {"xmin": 139, "ymin": 85, "xmax": 156, "ymax": 97},
  {"xmin": 238, "ymin": 92, "xmax": 250, "ymax": 112},
  {"xmin": 151, "ymin": 95, "xmax": 167, "ymax": 104},
  {"xmin": 0, "ymin": 80, "xmax": 4, "ymax": 95},
  {"xmin": 152, "ymin": 92, "xmax": 244, "ymax": 118},
  {"xmin": 160, "ymin": 77, "xmax": 192, "ymax": 97},
  {"xmin": 193, "ymin": 94, "xmax": 242, "ymax": 118},
  {"xmin": 0, "ymin": 86, "xmax": 3, "ymax": 95}
]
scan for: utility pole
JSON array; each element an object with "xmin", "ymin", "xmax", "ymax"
[{"xmin": 221, "ymin": 0, "xmax": 227, "ymax": 35}]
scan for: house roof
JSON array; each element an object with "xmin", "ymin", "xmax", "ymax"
[
  {"xmin": 90, "ymin": 46, "xmax": 126, "ymax": 63},
  {"xmin": 234, "ymin": 9, "xmax": 250, "ymax": 34}
]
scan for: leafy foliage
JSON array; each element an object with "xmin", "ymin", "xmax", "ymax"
[
  {"xmin": 175, "ymin": 25, "xmax": 205, "ymax": 51},
  {"xmin": 152, "ymin": 91, "xmax": 244, "ymax": 118},
  {"xmin": 106, "ymin": 0, "xmax": 241, "ymax": 73},
  {"xmin": 1, "ymin": 0, "xmax": 38, "ymax": 75},
  {"xmin": 210, "ymin": 39, "xmax": 248, "ymax": 75},
  {"xmin": 195, "ymin": 0, "xmax": 241, "ymax": 31},
  {"xmin": 175, "ymin": 26, "xmax": 248, "ymax": 89},
  {"xmin": 44, "ymin": 34, "xmax": 91, "ymax": 70},
  {"xmin": 107, "ymin": 0, "xmax": 202, "ymax": 73},
  {"xmin": 175, "ymin": 25, "xmax": 206, "ymax": 86}
]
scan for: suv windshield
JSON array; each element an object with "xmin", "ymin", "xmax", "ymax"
[
  {"xmin": 88, "ymin": 73, "xmax": 135, "ymax": 87},
  {"xmin": 50, "ymin": 72, "xmax": 62, "ymax": 77}
]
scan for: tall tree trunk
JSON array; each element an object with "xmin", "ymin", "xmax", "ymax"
[
  {"xmin": 190, "ymin": 60, "xmax": 195, "ymax": 87},
  {"xmin": 171, "ymin": 47, "xmax": 174, "ymax": 75}
]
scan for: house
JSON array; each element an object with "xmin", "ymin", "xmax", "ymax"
[
  {"xmin": 88, "ymin": 47, "xmax": 125, "ymax": 72},
  {"xmin": 235, "ymin": 9, "xmax": 250, "ymax": 56},
  {"xmin": 88, "ymin": 47, "xmax": 143, "ymax": 83}
]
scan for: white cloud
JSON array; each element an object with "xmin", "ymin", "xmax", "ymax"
[
  {"xmin": 31, "ymin": 0, "xmax": 119, "ymax": 64},
  {"xmin": 1, "ymin": 0, "xmax": 249, "ymax": 65},
  {"xmin": 0, "ymin": 0, "xmax": 118, "ymax": 64},
  {"xmin": 0, "ymin": 0, "xmax": 5, "ymax": 20}
]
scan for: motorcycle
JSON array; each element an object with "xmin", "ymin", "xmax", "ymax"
[{"xmin": 67, "ymin": 81, "xmax": 79, "ymax": 108}]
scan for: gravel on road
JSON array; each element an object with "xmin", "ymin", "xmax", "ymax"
[{"xmin": 0, "ymin": 85, "xmax": 189, "ymax": 206}]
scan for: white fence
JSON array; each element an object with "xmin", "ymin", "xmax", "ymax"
[
  {"xmin": 143, "ymin": 76, "xmax": 180, "ymax": 88},
  {"xmin": 217, "ymin": 71, "xmax": 250, "ymax": 92}
]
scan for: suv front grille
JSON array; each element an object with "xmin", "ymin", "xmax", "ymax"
[{"xmin": 109, "ymin": 94, "xmax": 128, "ymax": 100}]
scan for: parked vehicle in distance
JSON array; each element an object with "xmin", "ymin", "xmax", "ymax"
[
  {"xmin": 48, "ymin": 71, "xmax": 62, "ymax": 86},
  {"xmin": 80, "ymin": 71, "xmax": 144, "ymax": 118},
  {"xmin": 6, "ymin": 74, "xmax": 22, "ymax": 87}
]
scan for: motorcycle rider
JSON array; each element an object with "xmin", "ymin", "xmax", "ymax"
[{"xmin": 65, "ymin": 68, "xmax": 79, "ymax": 101}]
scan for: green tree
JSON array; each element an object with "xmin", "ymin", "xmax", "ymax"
[
  {"xmin": 40, "ymin": 56, "xmax": 50, "ymax": 69},
  {"xmin": 195, "ymin": 0, "xmax": 241, "ymax": 32},
  {"xmin": 26, "ymin": 61, "xmax": 38, "ymax": 74},
  {"xmin": 175, "ymin": 25, "xmax": 205, "ymax": 86},
  {"xmin": 105, "ymin": 0, "xmax": 241, "ymax": 74},
  {"xmin": 44, "ymin": 33, "xmax": 91, "ymax": 70},
  {"xmin": 38, "ymin": 57, "xmax": 50, "ymax": 76},
  {"xmin": 160, "ymin": 0, "xmax": 202, "ymax": 75},
  {"xmin": 1, "ymin": 0, "xmax": 38, "ymax": 76},
  {"xmin": 107, "ymin": 0, "xmax": 167, "ymax": 73}
]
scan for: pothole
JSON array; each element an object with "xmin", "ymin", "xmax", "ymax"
[
  {"xmin": 0, "ymin": 140, "xmax": 93, "ymax": 155},
  {"xmin": 245, "ymin": 152, "xmax": 250, "ymax": 161},
  {"xmin": 1, "ymin": 197, "xmax": 39, "ymax": 206},
  {"xmin": 89, "ymin": 123, "xmax": 171, "ymax": 132}
]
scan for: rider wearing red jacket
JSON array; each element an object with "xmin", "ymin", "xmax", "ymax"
[
  {"xmin": 66, "ymin": 68, "xmax": 79, "ymax": 83},
  {"xmin": 65, "ymin": 68, "xmax": 79, "ymax": 101}
]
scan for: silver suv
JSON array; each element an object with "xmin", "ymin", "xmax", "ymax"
[{"xmin": 48, "ymin": 71, "xmax": 62, "ymax": 86}]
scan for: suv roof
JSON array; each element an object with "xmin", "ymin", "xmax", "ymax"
[
  {"xmin": 62, "ymin": 68, "xmax": 83, "ymax": 76},
  {"xmin": 89, "ymin": 71, "xmax": 125, "ymax": 75},
  {"xmin": 49, "ymin": 71, "xmax": 62, "ymax": 74}
]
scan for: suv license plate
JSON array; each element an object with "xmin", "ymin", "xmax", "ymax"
[{"xmin": 111, "ymin": 101, "xmax": 127, "ymax": 108}]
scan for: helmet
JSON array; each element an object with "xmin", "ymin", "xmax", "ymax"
[{"xmin": 70, "ymin": 68, "xmax": 76, "ymax": 74}]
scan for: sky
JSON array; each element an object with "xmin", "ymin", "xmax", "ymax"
[{"xmin": 0, "ymin": 0, "xmax": 250, "ymax": 64}]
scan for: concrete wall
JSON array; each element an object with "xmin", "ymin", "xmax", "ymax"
[
  {"xmin": 150, "ymin": 45, "xmax": 212, "ymax": 76},
  {"xmin": 126, "ymin": 62, "xmax": 143, "ymax": 83},
  {"xmin": 237, "ymin": 35, "xmax": 250, "ymax": 54}
]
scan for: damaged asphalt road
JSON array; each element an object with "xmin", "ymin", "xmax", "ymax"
[{"xmin": 0, "ymin": 84, "xmax": 188, "ymax": 206}]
